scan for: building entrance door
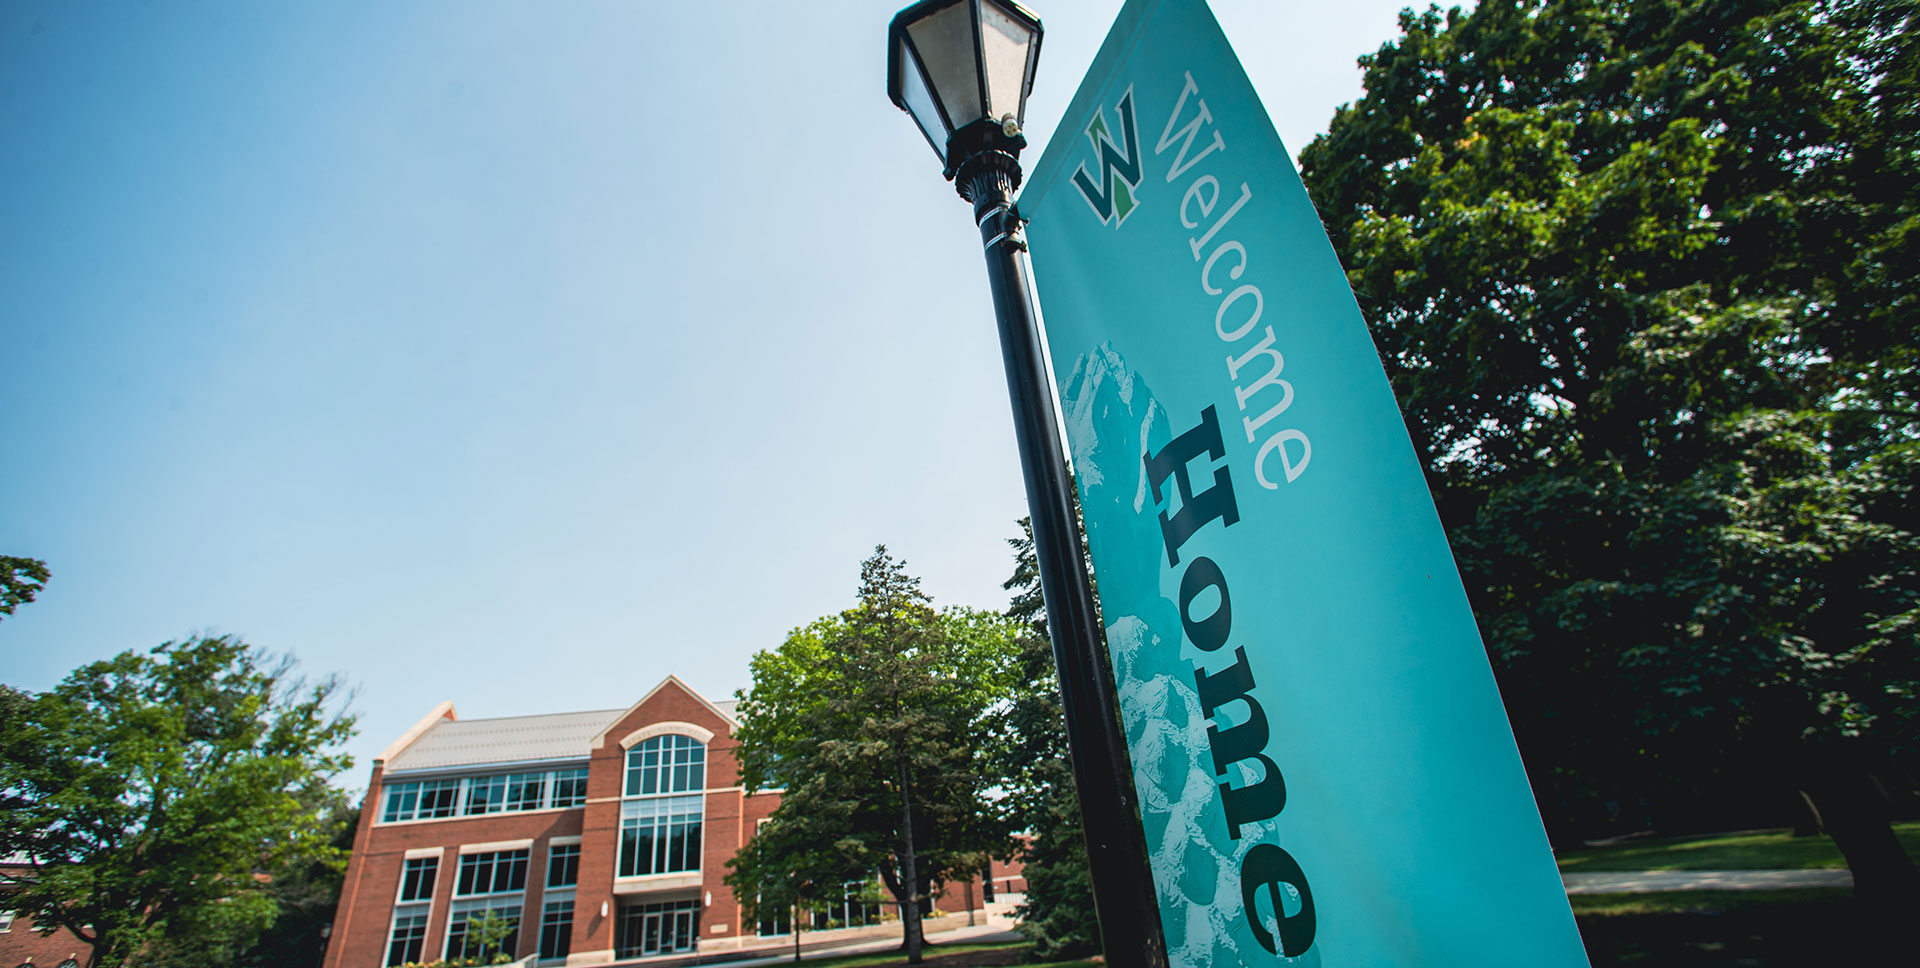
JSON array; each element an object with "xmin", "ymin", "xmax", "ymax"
[{"xmin": 618, "ymin": 899, "xmax": 699, "ymax": 957}]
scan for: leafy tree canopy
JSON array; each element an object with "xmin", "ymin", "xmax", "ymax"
[
  {"xmin": 0, "ymin": 556, "xmax": 49, "ymax": 622},
  {"xmin": 730, "ymin": 547, "xmax": 1022, "ymax": 963},
  {"xmin": 1300, "ymin": 0, "xmax": 1917, "ymax": 907},
  {"xmin": 0, "ymin": 635, "xmax": 356, "ymax": 966}
]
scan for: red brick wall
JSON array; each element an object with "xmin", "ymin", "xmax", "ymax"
[
  {"xmin": 572, "ymin": 678, "xmax": 750, "ymax": 960},
  {"xmin": 989, "ymin": 855, "xmax": 1028, "ymax": 896},
  {"xmin": 324, "ymin": 765, "xmax": 587, "ymax": 968},
  {"xmin": 329, "ymin": 680, "xmax": 780, "ymax": 968},
  {"xmin": 0, "ymin": 907, "xmax": 98, "ymax": 968},
  {"xmin": 930, "ymin": 854, "xmax": 1027, "ymax": 913}
]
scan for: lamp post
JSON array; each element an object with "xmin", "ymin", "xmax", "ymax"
[{"xmin": 886, "ymin": 4, "xmax": 1167, "ymax": 967}]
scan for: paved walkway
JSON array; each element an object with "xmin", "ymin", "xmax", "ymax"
[
  {"xmin": 1561, "ymin": 868, "xmax": 1854, "ymax": 894},
  {"xmin": 597, "ymin": 876, "xmax": 1859, "ymax": 968},
  {"xmin": 719, "ymin": 914, "xmax": 1022, "ymax": 968},
  {"xmin": 620, "ymin": 907, "xmax": 1024, "ymax": 968}
]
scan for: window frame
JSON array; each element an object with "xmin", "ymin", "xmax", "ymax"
[
  {"xmin": 444, "ymin": 896, "xmax": 523, "ymax": 962},
  {"xmin": 539, "ymin": 892, "xmax": 575, "ymax": 960},
  {"xmin": 378, "ymin": 766, "xmax": 592, "ymax": 824},
  {"xmin": 455, "ymin": 849, "xmax": 530, "ymax": 898},
  {"xmin": 547, "ymin": 843, "xmax": 581, "ymax": 888},
  {"xmin": 623, "ymin": 734, "xmax": 706, "ymax": 797},
  {"xmin": 385, "ymin": 905, "xmax": 430, "ymax": 967}
]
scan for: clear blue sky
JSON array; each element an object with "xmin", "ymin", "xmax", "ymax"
[{"xmin": 1, "ymin": 0, "xmax": 1455, "ymax": 786}]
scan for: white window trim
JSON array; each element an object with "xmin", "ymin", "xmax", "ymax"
[
  {"xmin": 395, "ymin": 854, "xmax": 443, "ymax": 906},
  {"xmin": 379, "ymin": 767, "xmax": 591, "ymax": 824},
  {"xmin": 546, "ymin": 841, "xmax": 583, "ymax": 889},
  {"xmin": 385, "ymin": 904, "xmax": 432, "ymax": 967},
  {"xmin": 444, "ymin": 894, "xmax": 527, "ymax": 962},
  {"xmin": 461, "ymin": 839, "xmax": 535, "ymax": 855},
  {"xmin": 619, "ymin": 722, "xmax": 713, "ymax": 748},
  {"xmin": 405, "ymin": 846, "xmax": 446, "ymax": 860}
]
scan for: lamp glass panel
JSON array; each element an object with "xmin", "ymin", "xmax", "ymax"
[
  {"xmin": 977, "ymin": 3, "xmax": 1034, "ymax": 121},
  {"xmin": 896, "ymin": 39, "xmax": 948, "ymax": 159},
  {"xmin": 906, "ymin": 1, "xmax": 983, "ymax": 128}
]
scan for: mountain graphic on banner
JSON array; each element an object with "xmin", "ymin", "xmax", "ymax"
[{"xmin": 1060, "ymin": 344, "xmax": 1318, "ymax": 967}]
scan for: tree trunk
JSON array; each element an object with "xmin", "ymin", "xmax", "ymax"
[
  {"xmin": 899, "ymin": 761, "xmax": 923, "ymax": 965},
  {"xmin": 1793, "ymin": 789, "xmax": 1825, "ymax": 837},
  {"xmin": 1800, "ymin": 752, "xmax": 1920, "ymax": 922},
  {"xmin": 793, "ymin": 898, "xmax": 802, "ymax": 963}
]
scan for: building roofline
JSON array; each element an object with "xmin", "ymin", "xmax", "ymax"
[
  {"xmin": 588, "ymin": 675, "xmax": 736, "ymax": 749},
  {"xmin": 376, "ymin": 700, "xmax": 456, "ymax": 766},
  {"xmin": 382, "ymin": 755, "xmax": 592, "ymax": 780}
]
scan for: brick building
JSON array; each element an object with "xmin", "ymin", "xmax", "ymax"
[
  {"xmin": 323, "ymin": 676, "xmax": 1004, "ymax": 968},
  {"xmin": 0, "ymin": 876, "xmax": 97, "ymax": 968}
]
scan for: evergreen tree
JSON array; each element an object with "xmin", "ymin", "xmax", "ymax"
[
  {"xmin": 1301, "ymin": 0, "xmax": 1919, "ymax": 911},
  {"xmin": 997, "ymin": 519, "xmax": 1100, "ymax": 959}
]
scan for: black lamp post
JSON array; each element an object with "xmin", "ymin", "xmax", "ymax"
[{"xmin": 886, "ymin": 4, "xmax": 1167, "ymax": 967}]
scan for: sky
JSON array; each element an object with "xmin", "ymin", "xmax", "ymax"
[{"xmin": 1, "ymin": 0, "xmax": 1455, "ymax": 786}]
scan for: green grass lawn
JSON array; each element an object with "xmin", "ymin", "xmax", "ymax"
[
  {"xmin": 1568, "ymin": 888, "xmax": 1853, "ymax": 917},
  {"xmin": 1555, "ymin": 821, "xmax": 1920, "ymax": 872},
  {"xmin": 773, "ymin": 898, "xmax": 1907, "ymax": 968},
  {"xmin": 781, "ymin": 940, "xmax": 1086, "ymax": 968},
  {"xmin": 1570, "ymin": 887, "xmax": 1904, "ymax": 966}
]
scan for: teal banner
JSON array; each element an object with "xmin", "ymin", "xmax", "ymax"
[{"xmin": 1021, "ymin": 1, "xmax": 1589, "ymax": 965}]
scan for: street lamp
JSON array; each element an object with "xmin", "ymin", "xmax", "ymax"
[{"xmin": 887, "ymin": 4, "xmax": 1167, "ymax": 968}]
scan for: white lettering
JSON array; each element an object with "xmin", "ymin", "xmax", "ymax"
[
  {"xmin": 1182, "ymin": 176, "xmax": 1220, "ymax": 230},
  {"xmin": 1201, "ymin": 240, "xmax": 1245, "ymax": 295},
  {"xmin": 1214, "ymin": 285, "xmax": 1264, "ymax": 341},
  {"xmin": 1155, "ymin": 72, "xmax": 1228, "ymax": 183},
  {"xmin": 1254, "ymin": 431, "xmax": 1311, "ymax": 488},
  {"xmin": 1189, "ymin": 183, "xmax": 1252, "ymax": 260},
  {"xmin": 1228, "ymin": 327, "xmax": 1294, "ymax": 439}
]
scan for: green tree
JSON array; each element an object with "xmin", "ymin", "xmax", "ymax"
[
  {"xmin": 1300, "ymin": 0, "xmax": 1918, "ymax": 910},
  {"xmin": 724, "ymin": 812, "xmax": 857, "ymax": 962},
  {"xmin": 0, "ymin": 556, "xmax": 49, "ymax": 622},
  {"xmin": 731, "ymin": 547, "xmax": 1021, "ymax": 963},
  {"xmin": 231, "ymin": 791, "xmax": 358, "ymax": 968},
  {"xmin": 0, "ymin": 635, "xmax": 357, "ymax": 965},
  {"xmin": 997, "ymin": 519, "xmax": 1099, "ymax": 959},
  {"xmin": 459, "ymin": 910, "xmax": 518, "ymax": 963}
]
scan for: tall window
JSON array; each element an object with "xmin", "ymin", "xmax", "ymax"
[
  {"xmin": 539, "ymin": 896, "xmax": 574, "ymax": 959},
  {"xmin": 618, "ymin": 796, "xmax": 703, "ymax": 876},
  {"xmin": 400, "ymin": 857, "xmax": 438, "ymax": 902},
  {"xmin": 449, "ymin": 849, "xmax": 528, "ymax": 961},
  {"xmin": 386, "ymin": 908, "xmax": 428, "ymax": 966},
  {"xmin": 618, "ymin": 735, "xmax": 705, "ymax": 878},
  {"xmin": 548, "ymin": 844, "xmax": 580, "ymax": 888}
]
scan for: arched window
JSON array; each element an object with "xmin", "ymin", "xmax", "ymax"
[
  {"xmin": 624, "ymin": 734, "xmax": 705, "ymax": 796},
  {"xmin": 618, "ymin": 734, "xmax": 706, "ymax": 878}
]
